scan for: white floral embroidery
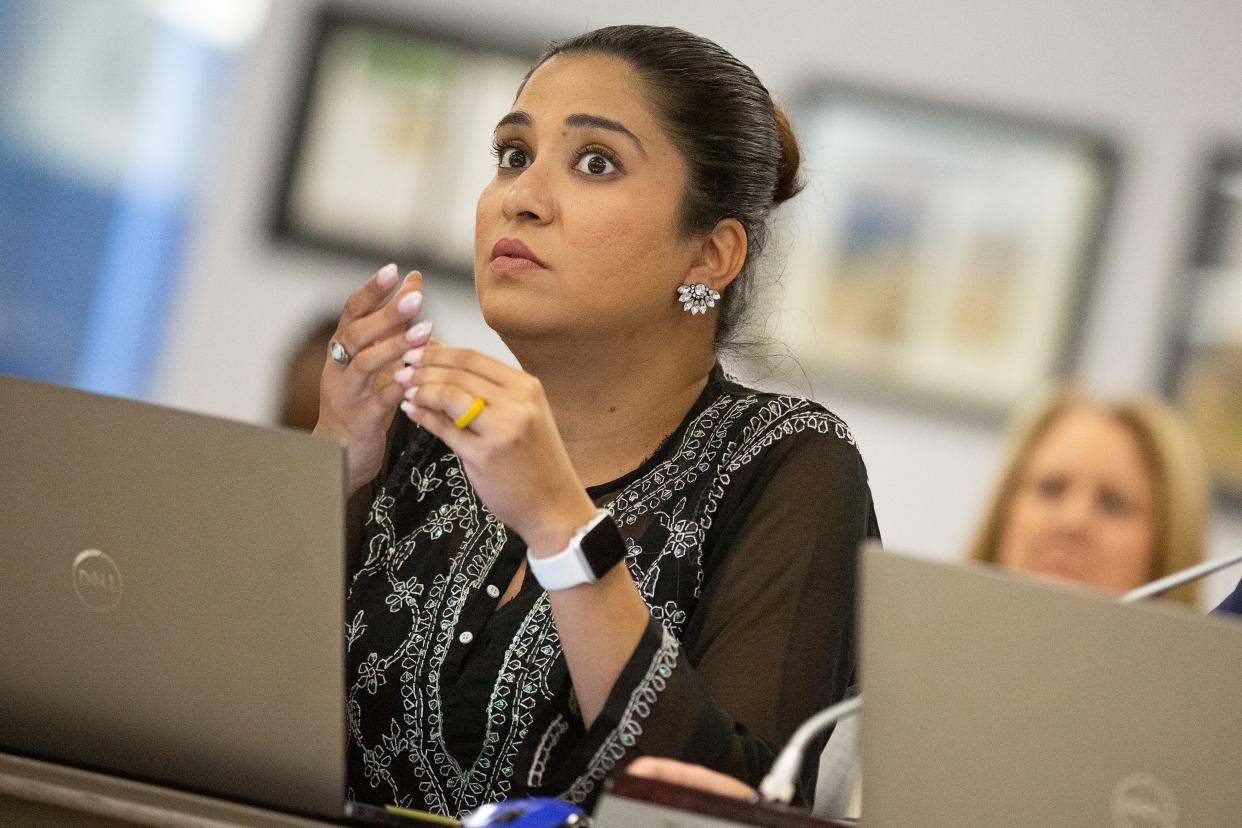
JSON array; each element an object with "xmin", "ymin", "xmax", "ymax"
[
  {"xmin": 526, "ymin": 714, "xmax": 570, "ymax": 789},
  {"xmin": 357, "ymin": 652, "xmax": 387, "ymax": 695},
  {"xmin": 346, "ymin": 610, "xmax": 367, "ymax": 651},
  {"xmin": 346, "ymin": 384, "xmax": 857, "ymax": 815},
  {"xmin": 561, "ymin": 627, "xmax": 680, "ymax": 804}
]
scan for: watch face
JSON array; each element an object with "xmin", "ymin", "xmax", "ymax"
[{"xmin": 580, "ymin": 516, "xmax": 627, "ymax": 579}]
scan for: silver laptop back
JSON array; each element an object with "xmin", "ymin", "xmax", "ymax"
[
  {"xmin": 0, "ymin": 375, "xmax": 347, "ymax": 817},
  {"xmin": 861, "ymin": 544, "xmax": 1242, "ymax": 828}
]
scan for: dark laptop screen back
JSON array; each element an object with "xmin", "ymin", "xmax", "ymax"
[{"xmin": 0, "ymin": 375, "xmax": 347, "ymax": 817}]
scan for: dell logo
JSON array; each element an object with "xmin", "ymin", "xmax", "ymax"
[
  {"xmin": 1111, "ymin": 772, "xmax": 1178, "ymax": 828},
  {"xmin": 72, "ymin": 549, "xmax": 123, "ymax": 613}
]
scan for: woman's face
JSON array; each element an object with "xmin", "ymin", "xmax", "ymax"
[
  {"xmin": 996, "ymin": 408, "xmax": 1158, "ymax": 593},
  {"xmin": 474, "ymin": 53, "xmax": 701, "ymax": 343}
]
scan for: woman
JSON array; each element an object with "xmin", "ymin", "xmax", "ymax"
[
  {"xmin": 969, "ymin": 390, "xmax": 1208, "ymax": 606},
  {"xmin": 314, "ymin": 26, "xmax": 879, "ymax": 817}
]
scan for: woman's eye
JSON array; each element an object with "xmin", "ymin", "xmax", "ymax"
[
  {"xmin": 498, "ymin": 146, "xmax": 529, "ymax": 169},
  {"xmin": 1034, "ymin": 478, "xmax": 1065, "ymax": 500},
  {"xmin": 1098, "ymin": 489, "xmax": 1133, "ymax": 517},
  {"xmin": 575, "ymin": 151, "xmax": 617, "ymax": 175}
]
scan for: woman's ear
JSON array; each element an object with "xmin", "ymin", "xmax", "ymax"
[{"xmin": 684, "ymin": 218, "xmax": 747, "ymax": 291}]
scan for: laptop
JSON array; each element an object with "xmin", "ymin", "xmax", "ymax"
[
  {"xmin": 860, "ymin": 544, "xmax": 1242, "ymax": 827},
  {"xmin": 0, "ymin": 374, "xmax": 355, "ymax": 821}
]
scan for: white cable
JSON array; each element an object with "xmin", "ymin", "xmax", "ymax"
[
  {"xmin": 758, "ymin": 696, "xmax": 862, "ymax": 804},
  {"xmin": 1119, "ymin": 550, "xmax": 1242, "ymax": 604}
]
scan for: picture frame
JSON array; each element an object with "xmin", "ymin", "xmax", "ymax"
[
  {"xmin": 775, "ymin": 82, "xmax": 1117, "ymax": 417},
  {"xmin": 271, "ymin": 7, "xmax": 541, "ymax": 276},
  {"xmin": 1163, "ymin": 147, "xmax": 1242, "ymax": 499}
]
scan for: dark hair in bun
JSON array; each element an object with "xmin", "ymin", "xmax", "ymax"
[
  {"xmin": 772, "ymin": 103, "xmax": 804, "ymax": 206},
  {"xmin": 525, "ymin": 25, "xmax": 803, "ymax": 347}
]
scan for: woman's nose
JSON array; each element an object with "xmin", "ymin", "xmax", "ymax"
[
  {"xmin": 1053, "ymin": 490, "xmax": 1093, "ymax": 530},
  {"xmin": 500, "ymin": 161, "xmax": 555, "ymax": 224}
]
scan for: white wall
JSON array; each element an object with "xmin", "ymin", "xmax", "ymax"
[{"xmin": 153, "ymin": 0, "xmax": 1242, "ymax": 605}]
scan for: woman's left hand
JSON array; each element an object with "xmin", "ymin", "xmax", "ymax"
[
  {"xmin": 625, "ymin": 757, "xmax": 758, "ymax": 801},
  {"xmin": 394, "ymin": 344, "xmax": 598, "ymax": 556}
]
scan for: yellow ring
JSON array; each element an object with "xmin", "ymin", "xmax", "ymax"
[{"xmin": 453, "ymin": 396, "xmax": 486, "ymax": 430}]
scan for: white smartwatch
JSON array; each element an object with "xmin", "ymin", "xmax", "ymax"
[{"xmin": 527, "ymin": 509, "xmax": 627, "ymax": 590}]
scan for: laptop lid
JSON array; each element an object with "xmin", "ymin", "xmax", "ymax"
[
  {"xmin": 0, "ymin": 374, "xmax": 347, "ymax": 818},
  {"xmin": 860, "ymin": 544, "xmax": 1242, "ymax": 828}
]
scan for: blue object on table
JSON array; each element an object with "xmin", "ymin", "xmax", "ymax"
[
  {"xmin": 1213, "ymin": 577, "xmax": 1242, "ymax": 616},
  {"xmin": 462, "ymin": 797, "xmax": 586, "ymax": 828}
]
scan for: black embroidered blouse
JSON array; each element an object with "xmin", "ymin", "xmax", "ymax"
[{"xmin": 344, "ymin": 367, "xmax": 879, "ymax": 817}]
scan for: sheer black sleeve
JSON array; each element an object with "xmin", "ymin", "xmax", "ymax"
[{"xmin": 527, "ymin": 421, "xmax": 879, "ymax": 808}]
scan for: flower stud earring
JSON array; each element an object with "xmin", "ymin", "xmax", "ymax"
[{"xmin": 677, "ymin": 283, "xmax": 720, "ymax": 315}]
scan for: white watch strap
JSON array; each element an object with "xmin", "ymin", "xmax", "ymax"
[{"xmin": 527, "ymin": 509, "xmax": 610, "ymax": 591}]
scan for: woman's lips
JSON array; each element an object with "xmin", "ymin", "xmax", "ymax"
[
  {"xmin": 490, "ymin": 238, "xmax": 547, "ymax": 274},
  {"xmin": 1036, "ymin": 548, "xmax": 1085, "ymax": 580},
  {"xmin": 490, "ymin": 255, "xmax": 545, "ymax": 274}
]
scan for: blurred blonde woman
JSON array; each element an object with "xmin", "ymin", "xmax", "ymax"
[{"xmin": 968, "ymin": 389, "xmax": 1209, "ymax": 607}]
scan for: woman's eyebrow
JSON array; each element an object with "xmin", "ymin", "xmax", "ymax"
[
  {"xmin": 493, "ymin": 110, "xmax": 648, "ymax": 158},
  {"xmin": 495, "ymin": 111, "xmax": 532, "ymax": 130},
  {"xmin": 564, "ymin": 113, "xmax": 647, "ymax": 157}
]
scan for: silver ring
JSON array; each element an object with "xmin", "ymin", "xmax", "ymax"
[{"xmin": 329, "ymin": 340, "xmax": 350, "ymax": 368}]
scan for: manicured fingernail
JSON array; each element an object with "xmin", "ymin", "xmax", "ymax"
[
  {"xmin": 397, "ymin": 291, "xmax": 422, "ymax": 315},
  {"xmin": 393, "ymin": 366, "xmax": 413, "ymax": 383},
  {"xmin": 377, "ymin": 263, "xmax": 398, "ymax": 288},
  {"xmin": 403, "ymin": 347, "xmax": 425, "ymax": 365},
  {"xmin": 403, "ymin": 385, "xmax": 418, "ymax": 401},
  {"xmin": 405, "ymin": 320, "xmax": 433, "ymax": 343},
  {"xmin": 400, "ymin": 400, "xmax": 416, "ymax": 415}
]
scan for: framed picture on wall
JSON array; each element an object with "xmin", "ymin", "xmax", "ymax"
[
  {"xmin": 775, "ymin": 83, "xmax": 1117, "ymax": 416},
  {"xmin": 272, "ymin": 8, "xmax": 539, "ymax": 275},
  {"xmin": 1164, "ymin": 147, "xmax": 1242, "ymax": 499}
]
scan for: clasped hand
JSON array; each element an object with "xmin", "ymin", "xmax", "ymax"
[
  {"xmin": 393, "ymin": 346, "xmax": 597, "ymax": 558},
  {"xmin": 314, "ymin": 265, "xmax": 596, "ymax": 556},
  {"xmin": 314, "ymin": 264, "xmax": 432, "ymax": 495}
]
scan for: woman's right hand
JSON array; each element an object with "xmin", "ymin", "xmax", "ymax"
[{"xmin": 313, "ymin": 264, "xmax": 434, "ymax": 495}]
